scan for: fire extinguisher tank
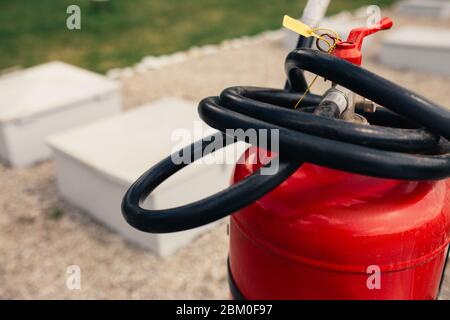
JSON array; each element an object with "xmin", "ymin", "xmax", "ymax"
[{"xmin": 229, "ymin": 146, "xmax": 450, "ymax": 300}]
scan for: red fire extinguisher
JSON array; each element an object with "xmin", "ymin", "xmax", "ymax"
[
  {"xmin": 229, "ymin": 148, "xmax": 450, "ymax": 299},
  {"xmin": 226, "ymin": 17, "xmax": 450, "ymax": 300},
  {"xmin": 121, "ymin": 16, "xmax": 450, "ymax": 300}
]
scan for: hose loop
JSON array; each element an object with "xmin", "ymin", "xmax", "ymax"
[{"xmin": 122, "ymin": 49, "xmax": 450, "ymax": 233}]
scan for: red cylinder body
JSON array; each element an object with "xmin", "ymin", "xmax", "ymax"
[{"xmin": 229, "ymin": 147, "xmax": 450, "ymax": 300}]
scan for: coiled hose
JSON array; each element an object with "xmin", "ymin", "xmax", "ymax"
[{"xmin": 122, "ymin": 48, "xmax": 450, "ymax": 233}]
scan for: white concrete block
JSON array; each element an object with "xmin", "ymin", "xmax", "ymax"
[
  {"xmin": 380, "ymin": 26, "xmax": 450, "ymax": 75},
  {"xmin": 0, "ymin": 61, "xmax": 121, "ymax": 167},
  {"xmin": 48, "ymin": 98, "xmax": 247, "ymax": 256},
  {"xmin": 397, "ymin": 0, "xmax": 450, "ymax": 19}
]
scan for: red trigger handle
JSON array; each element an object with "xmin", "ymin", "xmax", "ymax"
[{"xmin": 333, "ymin": 17, "xmax": 393, "ymax": 65}]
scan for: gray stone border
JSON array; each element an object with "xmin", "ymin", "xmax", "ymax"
[{"xmin": 105, "ymin": 30, "xmax": 284, "ymax": 80}]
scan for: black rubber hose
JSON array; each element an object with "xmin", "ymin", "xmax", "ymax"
[
  {"xmin": 286, "ymin": 49, "xmax": 450, "ymax": 139},
  {"xmin": 122, "ymin": 48, "xmax": 450, "ymax": 233},
  {"xmin": 122, "ymin": 132, "xmax": 300, "ymax": 233},
  {"xmin": 284, "ymin": 35, "xmax": 312, "ymax": 91}
]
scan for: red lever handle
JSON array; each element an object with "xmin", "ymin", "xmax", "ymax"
[{"xmin": 333, "ymin": 17, "xmax": 393, "ymax": 65}]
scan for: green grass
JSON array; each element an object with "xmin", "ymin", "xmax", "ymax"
[
  {"xmin": 47, "ymin": 207, "xmax": 64, "ymax": 220},
  {"xmin": 0, "ymin": 0, "xmax": 396, "ymax": 73}
]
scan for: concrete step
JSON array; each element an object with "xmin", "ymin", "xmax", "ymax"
[
  {"xmin": 48, "ymin": 97, "xmax": 248, "ymax": 256},
  {"xmin": 380, "ymin": 26, "xmax": 450, "ymax": 76},
  {"xmin": 0, "ymin": 61, "xmax": 121, "ymax": 167}
]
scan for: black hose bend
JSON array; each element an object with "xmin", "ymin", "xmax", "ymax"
[{"xmin": 122, "ymin": 48, "xmax": 450, "ymax": 233}]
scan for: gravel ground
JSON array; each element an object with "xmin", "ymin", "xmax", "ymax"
[{"xmin": 1, "ymin": 10, "xmax": 450, "ymax": 299}]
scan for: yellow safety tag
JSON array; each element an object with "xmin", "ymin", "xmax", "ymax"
[
  {"xmin": 282, "ymin": 14, "xmax": 342, "ymax": 109},
  {"xmin": 282, "ymin": 15, "xmax": 319, "ymax": 39}
]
